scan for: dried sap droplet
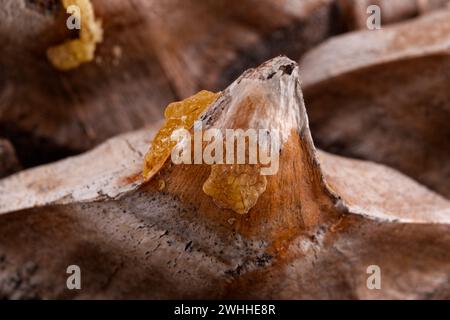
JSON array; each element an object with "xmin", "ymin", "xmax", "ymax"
[
  {"xmin": 47, "ymin": 0, "xmax": 103, "ymax": 70},
  {"xmin": 203, "ymin": 165, "xmax": 267, "ymax": 215},
  {"xmin": 143, "ymin": 90, "xmax": 220, "ymax": 180},
  {"xmin": 143, "ymin": 90, "xmax": 268, "ymax": 215}
]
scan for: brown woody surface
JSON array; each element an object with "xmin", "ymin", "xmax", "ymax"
[
  {"xmin": 2, "ymin": 0, "xmax": 446, "ymax": 168},
  {"xmin": 0, "ymin": 0, "xmax": 337, "ymax": 167},
  {"xmin": 0, "ymin": 139, "xmax": 21, "ymax": 178},
  {"xmin": 301, "ymin": 9, "xmax": 450, "ymax": 198},
  {"xmin": 0, "ymin": 58, "xmax": 449, "ymax": 299}
]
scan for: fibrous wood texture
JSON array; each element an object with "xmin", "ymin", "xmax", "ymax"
[{"xmin": 1, "ymin": 57, "xmax": 449, "ymax": 299}]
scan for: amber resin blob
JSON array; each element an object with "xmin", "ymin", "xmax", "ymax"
[
  {"xmin": 143, "ymin": 90, "xmax": 220, "ymax": 180},
  {"xmin": 47, "ymin": 0, "xmax": 103, "ymax": 70}
]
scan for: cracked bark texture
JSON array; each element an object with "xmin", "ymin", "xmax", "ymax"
[
  {"xmin": 0, "ymin": 57, "xmax": 449, "ymax": 299},
  {"xmin": 0, "ymin": 0, "xmax": 339, "ymax": 168},
  {"xmin": 301, "ymin": 9, "xmax": 450, "ymax": 198}
]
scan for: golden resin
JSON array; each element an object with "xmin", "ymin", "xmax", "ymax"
[
  {"xmin": 143, "ymin": 90, "xmax": 219, "ymax": 180},
  {"xmin": 203, "ymin": 165, "xmax": 267, "ymax": 214},
  {"xmin": 144, "ymin": 90, "xmax": 268, "ymax": 214},
  {"xmin": 47, "ymin": 0, "xmax": 103, "ymax": 70}
]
